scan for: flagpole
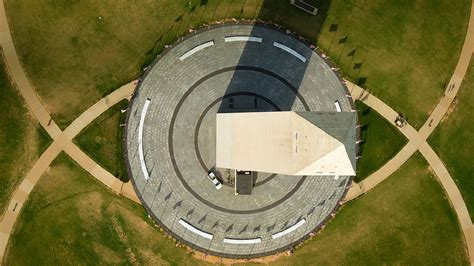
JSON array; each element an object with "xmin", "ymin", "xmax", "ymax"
[
  {"xmin": 328, "ymin": 31, "xmax": 336, "ymax": 54},
  {"xmin": 327, "ymin": 24, "xmax": 338, "ymax": 54},
  {"xmin": 346, "ymin": 46, "xmax": 358, "ymax": 74},
  {"xmin": 337, "ymin": 36, "xmax": 347, "ymax": 63}
]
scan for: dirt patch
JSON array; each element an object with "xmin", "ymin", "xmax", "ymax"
[
  {"xmin": 106, "ymin": 201, "xmax": 149, "ymax": 231},
  {"xmin": 109, "ymin": 202, "xmax": 177, "ymax": 264},
  {"xmin": 111, "ymin": 215, "xmax": 138, "ymax": 265},
  {"xmin": 75, "ymin": 191, "xmax": 104, "ymax": 227},
  {"xmin": 109, "ymin": 201, "xmax": 291, "ymax": 265},
  {"xmin": 137, "ymin": 249, "xmax": 167, "ymax": 266},
  {"xmin": 92, "ymin": 242, "xmax": 122, "ymax": 264},
  {"xmin": 440, "ymin": 98, "xmax": 459, "ymax": 123},
  {"xmin": 191, "ymin": 249, "xmax": 289, "ymax": 265}
]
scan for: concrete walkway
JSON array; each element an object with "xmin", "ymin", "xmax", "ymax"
[
  {"xmin": 346, "ymin": 80, "xmax": 419, "ymax": 140},
  {"xmin": 0, "ymin": 141, "xmax": 61, "ymax": 260},
  {"xmin": 0, "ymin": 80, "xmax": 138, "ymax": 261},
  {"xmin": 0, "ymin": 1, "xmax": 61, "ymax": 139},
  {"xmin": 343, "ymin": 2, "xmax": 474, "ymax": 261},
  {"xmin": 346, "ymin": 83, "xmax": 474, "ymax": 266},
  {"xmin": 0, "ymin": 0, "xmax": 473, "ymax": 263},
  {"xmin": 344, "ymin": 141, "xmax": 418, "ymax": 200},
  {"xmin": 63, "ymin": 82, "xmax": 135, "ymax": 139},
  {"xmin": 345, "ymin": 79, "xmax": 474, "ymax": 263},
  {"xmin": 0, "ymin": 0, "xmax": 139, "ymax": 204}
]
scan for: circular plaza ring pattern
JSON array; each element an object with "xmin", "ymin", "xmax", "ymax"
[{"xmin": 125, "ymin": 24, "xmax": 354, "ymax": 258}]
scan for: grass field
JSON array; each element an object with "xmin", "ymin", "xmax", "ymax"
[
  {"xmin": 3, "ymin": 153, "xmax": 210, "ymax": 265},
  {"xmin": 354, "ymin": 101, "xmax": 407, "ymax": 182},
  {"xmin": 7, "ymin": 0, "xmax": 467, "ymax": 130},
  {"xmin": 429, "ymin": 58, "xmax": 474, "ymax": 220},
  {"xmin": 0, "ymin": 56, "xmax": 51, "ymax": 215},
  {"xmin": 317, "ymin": 0, "xmax": 470, "ymax": 128},
  {"xmin": 4, "ymin": 153, "xmax": 468, "ymax": 264},
  {"xmin": 74, "ymin": 99, "xmax": 129, "ymax": 182},
  {"xmin": 272, "ymin": 153, "xmax": 468, "ymax": 265},
  {"xmin": 4, "ymin": 0, "xmax": 329, "ymax": 129}
]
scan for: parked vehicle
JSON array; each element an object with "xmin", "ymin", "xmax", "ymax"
[{"xmin": 207, "ymin": 171, "xmax": 222, "ymax": 190}]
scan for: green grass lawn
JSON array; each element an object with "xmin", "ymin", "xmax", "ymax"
[
  {"xmin": 2, "ymin": 1, "xmax": 265, "ymax": 128},
  {"xmin": 429, "ymin": 58, "xmax": 474, "ymax": 220},
  {"xmin": 7, "ymin": 1, "xmax": 467, "ymax": 129},
  {"xmin": 317, "ymin": 0, "xmax": 470, "ymax": 128},
  {"xmin": 3, "ymin": 153, "xmax": 211, "ymax": 265},
  {"xmin": 272, "ymin": 153, "xmax": 468, "ymax": 265},
  {"xmin": 0, "ymin": 55, "xmax": 51, "ymax": 215},
  {"xmin": 74, "ymin": 100, "xmax": 129, "ymax": 182},
  {"xmin": 355, "ymin": 101, "xmax": 407, "ymax": 182},
  {"xmin": 4, "ymin": 152, "xmax": 468, "ymax": 264}
]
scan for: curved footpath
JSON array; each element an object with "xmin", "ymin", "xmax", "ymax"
[
  {"xmin": 0, "ymin": 2, "xmax": 61, "ymax": 139},
  {"xmin": 0, "ymin": 0, "xmax": 473, "ymax": 263},
  {"xmin": 0, "ymin": 80, "xmax": 138, "ymax": 261},
  {"xmin": 344, "ymin": 1, "xmax": 474, "ymax": 261},
  {"xmin": 0, "ymin": 1, "xmax": 139, "ymax": 255}
]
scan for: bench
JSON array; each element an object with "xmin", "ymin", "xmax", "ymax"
[
  {"xmin": 290, "ymin": 0, "xmax": 318, "ymax": 15},
  {"xmin": 180, "ymin": 41, "xmax": 215, "ymax": 61},
  {"xmin": 271, "ymin": 219, "xmax": 306, "ymax": 239},
  {"xmin": 178, "ymin": 219, "xmax": 214, "ymax": 240},
  {"xmin": 223, "ymin": 238, "xmax": 262, "ymax": 244},
  {"xmin": 138, "ymin": 98, "xmax": 151, "ymax": 180},
  {"xmin": 273, "ymin": 42, "xmax": 307, "ymax": 63},
  {"xmin": 224, "ymin": 36, "xmax": 263, "ymax": 43}
]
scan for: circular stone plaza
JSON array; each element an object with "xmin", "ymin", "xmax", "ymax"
[{"xmin": 125, "ymin": 24, "xmax": 357, "ymax": 258}]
